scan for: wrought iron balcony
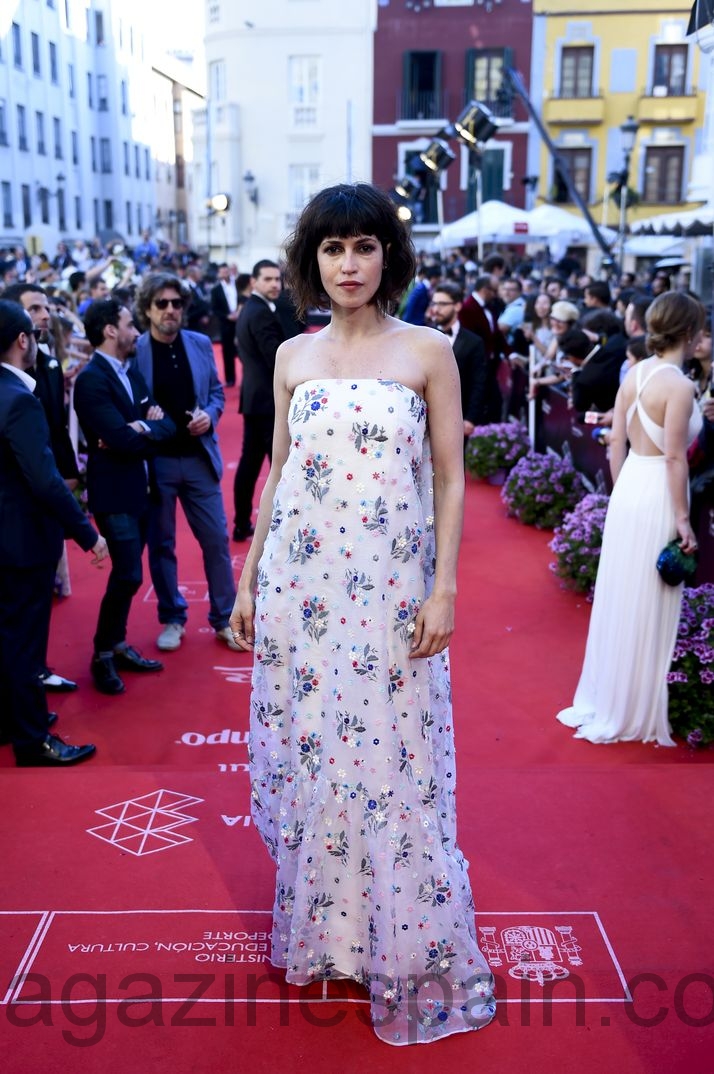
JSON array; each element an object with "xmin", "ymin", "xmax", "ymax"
[{"xmin": 397, "ymin": 89, "xmax": 449, "ymax": 122}]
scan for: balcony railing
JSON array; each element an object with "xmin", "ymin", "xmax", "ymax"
[{"xmin": 397, "ymin": 89, "xmax": 449, "ymax": 122}]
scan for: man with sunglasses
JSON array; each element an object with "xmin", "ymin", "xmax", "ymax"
[
  {"xmin": 134, "ymin": 273, "xmax": 238, "ymax": 654},
  {"xmin": 0, "ymin": 300, "xmax": 108, "ymax": 763}
]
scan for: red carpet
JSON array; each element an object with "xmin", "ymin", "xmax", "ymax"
[{"xmin": 1, "ymin": 373, "xmax": 712, "ymax": 1073}]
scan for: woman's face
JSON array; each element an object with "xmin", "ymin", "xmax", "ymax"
[
  {"xmin": 316, "ymin": 234, "xmax": 384, "ymax": 308},
  {"xmin": 693, "ymin": 330, "xmax": 712, "ymax": 365},
  {"xmin": 550, "ymin": 316, "xmax": 572, "ymax": 337},
  {"xmin": 534, "ymin": 294, "xmax": 551, "ymax": 320}
]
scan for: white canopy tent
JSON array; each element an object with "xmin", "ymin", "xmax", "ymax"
[
  {"xmin": 631, "ymin": 205, "xmax": 714, "ymax": 234},
  {"xmin": 435, "ymin": 201, "xmax": 616, "ymax": 253}
]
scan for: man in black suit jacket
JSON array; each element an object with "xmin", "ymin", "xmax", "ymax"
[
  {"xmin": 428, "ymin": 283, "xmax": 489, "ymax": 437},
  {"xmin": 233, "ymin": 259, "xmax": 285, "ymax": 540},
  {"xmin": 74, "ymin": 299, "xmax": 175, "ymax": 695},
  {"xmin": 4, "ymin": 282, "xmax": 82, "ymax": 692},
  {"xmin": 459, "ymin": 274, "xmax": 508, "ymax": 422},
  {"xmin": 0, "ymin": 301, "xmax": 107, "ymax": 766},
  {"xmin": 210, "ymin": 263, "xmax": 239, "ymax": 386}
]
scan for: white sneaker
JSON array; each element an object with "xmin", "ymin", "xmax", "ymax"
[
  {"xmin": 215, "ymin": 626, "xmax": 241, "ymax": 652},
  {"xmin": 157, "ymin": 623, "xmax": 185, "ymax": 651}
]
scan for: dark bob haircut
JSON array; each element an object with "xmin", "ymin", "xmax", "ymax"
[{"xmin": 284, "ymin": 183, "xmax": 416, "ymax": 319}]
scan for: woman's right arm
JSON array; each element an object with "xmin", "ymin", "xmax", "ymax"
[
  {"xmin": 229, "ymin": 344, "xmax": 295, "ymax": 647},
  {"xmin": 664, "ymin": 380, "xmax": 698, "ymax": 553}
]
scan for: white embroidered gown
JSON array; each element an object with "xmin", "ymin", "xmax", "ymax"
[{"xmin": 249, "ymin": 379, "xmax": 496, "ymax": 1044}]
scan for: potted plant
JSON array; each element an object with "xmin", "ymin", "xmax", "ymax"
[
  {"xmin": 667, "ymin": 584, "xmax": 714, "ymax": 747},
  {"xmin": 549, "ymin": 493, "xmax": 610, "ymax": 597},
  {"xmin": 465, "ymin": 421, "xmax": 530, "ymax": 482},
  {"xmin": 501, "ymin": 451, "xmax": 586, "ymax": 529}
]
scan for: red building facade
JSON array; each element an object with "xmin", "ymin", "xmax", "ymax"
[{"xmin": 373, "ymin": 0, "xmax": 534, "ymax": 242}]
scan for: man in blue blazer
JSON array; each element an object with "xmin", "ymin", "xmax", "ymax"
[
  {"xmin": 74, "ymin": 299, "xmax": 176, "ymax": 694},
  {"xmin": 134, "ymin": 273, "xmax": 238, "ymax": 653},
  {"xmin": 0, "ymin": 301, "xmax": 107, "ymax": 764}
]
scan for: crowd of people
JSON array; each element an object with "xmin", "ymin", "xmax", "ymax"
[{"xmin": 1, "ymin": 185, "xmax": 712, "ymax": 1045}]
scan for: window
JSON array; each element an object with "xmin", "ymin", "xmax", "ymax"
[
  {"xmin": 95, "ymin": 11, "xmax": 105, "ymax": 45},
  {"xmin": 560, "ymin": 46, "xmax": 594, "ymax": 98},
  {"xmin": 553, "ymin": 147, "xmax": 592, "ymax": 204},
  {"xmin": 401, "ymin": 51, "xmax": 443, "ymax": 120},
  {"xmin": 137, "ymin": 203, "xmax": 143, "ymax": 232},
  {"xmin": 93, "ymin": 198, "xmax": 100, "ymax": 235},
  {"xmin": 87, "ymin": 72, "xmax": 93, "ymax": 108},
  {"xmin": 121, "ymin": 80, "xmax": 128, "ymax": 115},
  {"xmin": 100, "ymin": 137, "xmax": 112, "ymax": 173},
  {"xmin": 36, "ymin": 111, "xmax": 46, "ymax": 155},
  {"xmin": 126, "ymin": 200, "xmax": 132, "ymax": 235},
  {"xmin": 39, "ymin": 186, "xmax": 50, "ymax": 224},
  {"xmin": 68, "ymin": 63, "xmax": 75, "ymax": 97},
  {"xmin": 64, "ymin": 0, "xmax": 71, "ymax": 28},
  {"xmin": 103, "ymin": 199, "xmax": 113, "ymax": 229},
  {"xmin": 71, "ymin": 130, "xmax": 78, "ymax": 165},
  {"xmin": 288, "ymin": 55, "xmax": 321, "ymax": 127},
  {"xmin": 176, "ymin": 154, "xmax": 185, "ymax": 188},
  {"xmin": 288, "ymin": 164, "xmax": 321, "ymax": 213},
  {"xmin": 53, "ymin": 117, "xmax": 62, "ymax": 159},
  {"xmin": 2, "ymin": 181, "xmax": 13, "ymax": 228},
  {"xmin": 22, "ymin": 183, "xmax": 31, "ymax": 228},
  {"xmin": 31, "ymin": 32, "xmax": 41, "ymax": 75},
  {"xmin": 643, "ymin": 145, "xmax": 684, "ymax": 203},
  {"xmin": 12, "ymin": 23, "xmax": 22, "ymax": 68},
  {"xmin": 208, "ymin": 60, "xmax": 226, "ymax": 102},
  {"xmin": 17, "ymin": 105, "xmax": 27, "ymax": 150},
  {"xmin": 49, "ymin": 41, "xmax": 58, "ymax": 83},
  {"xmin": 466, "ymin": 48, "xmax": 513, "ymax": 118},
  {"xmin": 652, "ymin": 44, "xmax": 688, "ymax": 96},
  {"xmin": 144, "ymin": 147, "xmax": 150, "ymax": 180},
  {"xmin": 134, "ymin": 145, "xmax": 140, "ymax": 178},
  {"xmin": 98, "ymin": 75, "xmax": 108, "ymax": 111},
  {"xmin": 123, "ymin": 141, "xmax": 130, "ymax": 176},
  {"xmin": 57, "ymin": 188, "xmax": 66, "ymax": 231},
  {"xmin": 90, "ymin": 135, "xmax": 97, "ymax": 172},
  {"xmin": 0, "ymin": 100, "xmax": 7, "ymax": 146},
  {"xmin": 74, "ymin": 194, "xmax": 82, "ymax": 231}
]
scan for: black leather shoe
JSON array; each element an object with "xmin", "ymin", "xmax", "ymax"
[
  {"xmin": 232, "ymin": 524, "xmax": 255, "ymax": 542},
  {"xmin": 15, "ymin": 733, "xmax": 96, "ymax": 767},
  {"xmin": 91, "ymin": 654, "xmax": 126, "ymax": 694},
  {"xmin": 40, "ymin": 669, "xmax": 78, "ymax": 692},
  {"xmin": 113, "ymin": 646, "xmax": 163, "ymax": 673}
]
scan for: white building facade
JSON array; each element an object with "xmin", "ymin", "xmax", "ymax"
[
  {"xmin": 0, "ymin": 0, "xmax": 204, "ymax": 257},
  {"xmin": 197, "ymin": 0, "xmax": 377, "ymax": 268}
]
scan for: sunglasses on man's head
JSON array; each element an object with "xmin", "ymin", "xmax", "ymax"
[{"xmin": 153, "ymin": 298, "xmax": 184, "ymax": 310}]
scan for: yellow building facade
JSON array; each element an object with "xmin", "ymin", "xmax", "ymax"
[{"xmin": 530, "ymin": 1, "xmax": 707, "ymax": 236}]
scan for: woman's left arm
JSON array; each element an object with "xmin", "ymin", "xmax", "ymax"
[{"xmin": 409, "ymin": 332, "xmax": 464, "ymax": 659}]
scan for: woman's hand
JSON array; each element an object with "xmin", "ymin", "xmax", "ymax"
[
  {"xmin": 228, "ymin": 588, "xmax": 256, "ymax": 651},
  {"xmin": 677, "ymin": 519, "xmax": 698, "ymax": 556},
  {"xmin": 408, "ymin": 592, "xmax": 455, "ymax": 659}
]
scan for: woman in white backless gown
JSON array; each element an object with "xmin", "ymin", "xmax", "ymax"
[{"xmin": 557, "ymin": 292, "xmax": 705, "ymax": 745}]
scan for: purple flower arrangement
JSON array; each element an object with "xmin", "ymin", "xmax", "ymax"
[
  {"xmin": 73, "ymin": 451, "xmax": 89, "ymax": 515},
  {"xmin": 465, "ymin": 421, "xmax": 530, "ymax": 479},
  {"xmin": 501, "ymin": 451, "xmax": 587, "ymax": 530},
  {"xmin": 667, "ymin": 584, "xmax": 714, "ymax": 746},
  {"xmin": 549, "ymin": 493, "xmax": 610, "ymax": 596}
]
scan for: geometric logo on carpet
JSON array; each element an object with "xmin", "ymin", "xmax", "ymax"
[
  {"xmin": 87, "ymin": 790, "xmax": 203, "ymax": 857},
  {"xmin": 479, "ymin": 922, "xmax": 582, "ymax": 986}
]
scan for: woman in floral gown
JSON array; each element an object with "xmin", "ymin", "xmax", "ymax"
[{"xmin": 229, "ymin": 183, "xmax": 495, "ymax": 1044}]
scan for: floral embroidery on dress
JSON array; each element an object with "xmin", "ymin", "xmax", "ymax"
[{"xmin": 249, "ymin": 380, "xmax": 495, "ymax": 1045}]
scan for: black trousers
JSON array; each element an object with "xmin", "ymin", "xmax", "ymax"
[
  {"xmin": 0, "ymin": 562, "xmax": 55, "ymax": 752},
  {"xmin": 220, "ymin": 327, "xmax": 237, "ymax": 386},
  {"xmin": 233, "ymin": 414, "xmax": 274, "ymax": 530},
  {"xmin": 93, "ymin": 510, "xmax": 147, "ymax": 653}
]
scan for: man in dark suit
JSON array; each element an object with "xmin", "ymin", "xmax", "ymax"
[
  {"xmin": 74, "ymin": 299, "xmax": 175, "ymax": 694},
  {"xmin": 459, "ymin": 274, "xmax": 507, "ymax": 422},
  {"xmin": 0, "ymin": 301, "xmax": 107, "ymax": 765},
  {"xmin": 427, "ymin": 283, "xmax": 489, "ymax": 437},
  {"xmin": 134, "ymin": 273, "xmax": 238, "ymax": 654},
  {"xmin": 234, "ymin": 259, "xmax": 285, "ymax": 541},
  {"xmin": 210, "ymin": 263, "xmax": 239, "ymax": 386},
  {"xmin": 4, "ymin": 281, "xmax": 82, "ymax": 693},
  {"xmin": 184, "ymin": 263, "xmax": 212, "ymax": 336}
]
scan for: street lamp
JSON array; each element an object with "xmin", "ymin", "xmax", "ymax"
[{"xmin": 617, "ymin": 115, "xmax": 640, "ymax": 271}]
